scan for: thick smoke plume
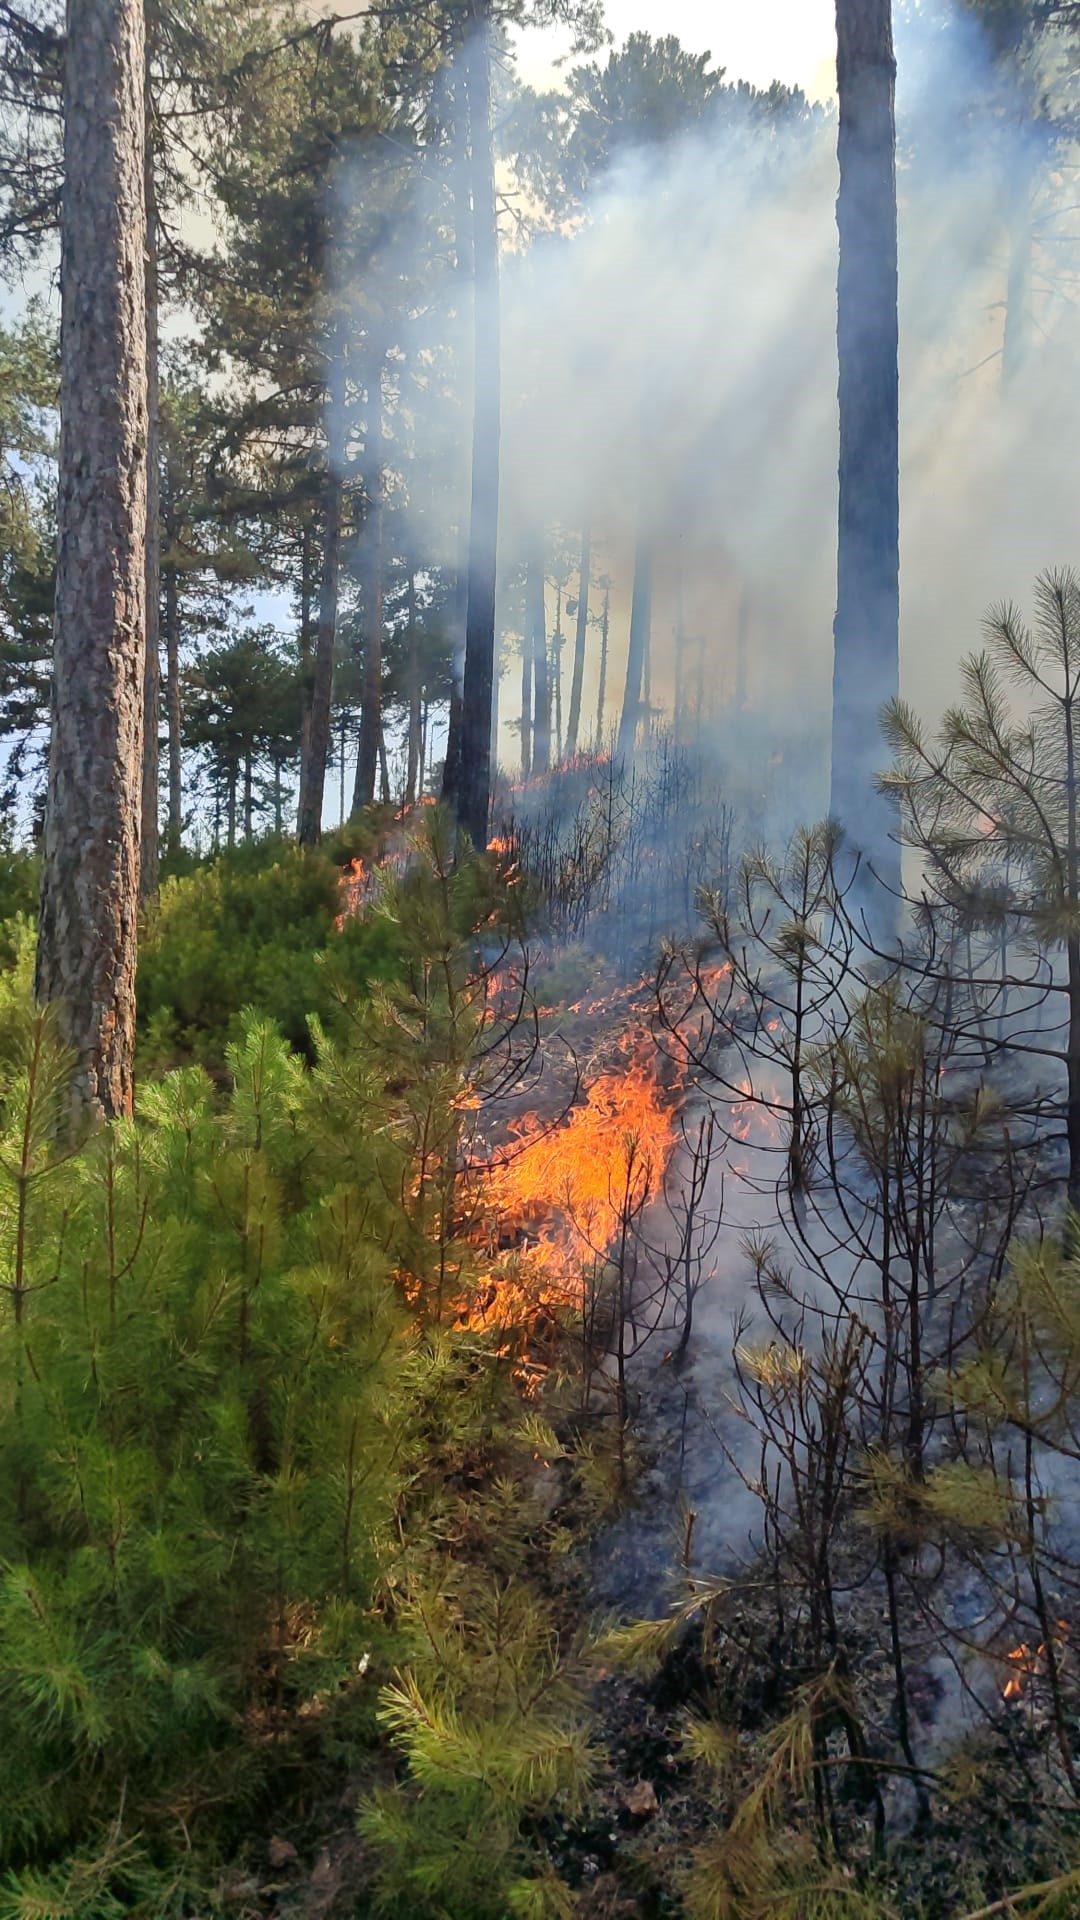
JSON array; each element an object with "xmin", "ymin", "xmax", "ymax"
[{"xmin": 339, "ymin": 5, "xmax": 1080, "ymax": 811}]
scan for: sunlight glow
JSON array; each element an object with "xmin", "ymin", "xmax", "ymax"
[{"xmin": 516, "ymin": 0, "xmax": 837, "ymax": 102}]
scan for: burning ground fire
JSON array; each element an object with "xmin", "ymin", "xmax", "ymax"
[
  {"xmin": 335, "ymin": 856, "xmax": 369, "ymax": 928},
  {"xmin": 1000, "ymin": 1624, "xmax": 1070, "ymax": 1703},
  {"xmin": 333, "ymin": 844, "xmax": 681, "ymax": 1344},
  {"xmin": 485, "ymin": 1043, "xmax": 679, "ymax": 1288}
]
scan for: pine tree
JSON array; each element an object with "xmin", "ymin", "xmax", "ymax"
[
  {"xmin": 35, "ymin": 0, "xmax": 148, "ymax": 1121},
  {"xmin": 831, "ymin": 0, "xmax": 900, "ymax": 900}
]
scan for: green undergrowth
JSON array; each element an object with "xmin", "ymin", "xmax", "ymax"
[
  {"xmin": 0, "ymin": 816, "xmax": 604, "ymax": 1920},
  {"xmin": 137, "ymin": 833, "xmax": 403, "ymax": 1071}
]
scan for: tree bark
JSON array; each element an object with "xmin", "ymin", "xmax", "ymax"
[
  {"xmin": 353, "ymin": 358, "xmax": 386, "ymax": 814},
  {"xmin": 566, "ymin": 524, "xmax": 590, "ymax": 757},
  {"xmin": 441, "ymin": 57, "xmax": 473, "ymax": 813},
  {"xmin": 735, "ymin": 593, "xmax": 749, "ymax": 711},
  {"xmin": 519, "ymin": 578, "xmax": 532, "ymax": 779},
  {"xmin": 297, "ymin": 519, "xmax": 315, "ymax": 810},
  {"xmin": 36, "ymin": 0, "xmax": 148, "ymax": 1122},
  {"xmin": 527, "ymin": 538, "xmax": 550, "ymax": 775},
  {"xmin": 406, "ymin": 566, "xmax": 422, "ymax": 804},
  {"xmin": 453, "ymin": 0, "xmax": 500, "ymax": 847},
  {"xmin": 618, "ymin": 534, "xmax": 652, "ymax": 757},
  {"xmin": 298, "ymin": 336, "xmax": 346, "ymax": 847},
  {"xmin": 140, "ymin": 74, "xmax": 160, "ymax": 900},
  {"xmin": 673, "ymin": 573, "xmax": 685, "ymax": 734},
  {"xmin": 164, "ymin": 561, "xmax": 182, "ymax": 852},
  {"xmin": 595, "ymin": 582, "xmax": 610, "ymax": 746},
  {"xmin": 552, "ymin": 581, "xmax": 564, "ymax": 762},
  {"xmin": 831, "ymin": 0, "xmax": 900, "ymax": 891}
]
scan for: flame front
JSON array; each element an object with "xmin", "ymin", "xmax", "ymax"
[
  {"xmin": 487, "ymin": 1043, "xmax": 678, "ymax": 1290},
  {"xmin": 335, "ymin": 856, "xmax": 368, "ymax": 929}
]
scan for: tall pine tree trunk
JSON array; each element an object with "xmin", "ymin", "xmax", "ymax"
[
  {"xmin": 37, "ymin": 0, "xmax": 148, "ymax": 1121},
  {"xmin": 527, "ymin": 539, "xmax": 550, "ymax": 775},
  {"xmin": 164, "ymin": 561, "xmax": 182, "ymax": 852},
  {"xmin": 595, "ymin": 582, "xmax": 610, "ymax": 745},
  {"xmin": 566, "ymin": 524, "xmax": 590, "ymax": 757},
  {"xmin": 831, "ymin": 0, "xmax": 900, "ymax": 890},
  {"xmin": 618, "ymin": 535, "xmax": 652, "ymax": 757},
  {"xmin": 406, "ymin": 566, "xmax": 423, "ymax": 804},
  {"xmin": 353, "ymin": 358, "xmax": 386, "ymax": 814},
  {"xmin": 673, "ymin": 573, "xmax": 685, "ymax": 735},
  {"xmin": 519, "ymin": 580, "xmax": 533, "ymax": 779},
  {"xmin": 297, "ymin": 519, "xmax": 315, "ymax": 808},
  {"xmin": 552, "ymin": 582, "xmax": 564, "ymax": 762},
  {"xmin": 298, "ymin": 336, "xmax": 346, "ymax": 847},
  {"xmin": 453, "ymin": 0, "xmax": 500, "ymax": 846},
  {"xmin": 441, "ymin": 58, "xmax": 473, "ymax": 812},
  {"xmin": 140, "ymin": 80, "xmax": 160, "ymax": 900},
  {"xmin": 735, "ymin": 594, "xmax": 749, "ymax": 711}
]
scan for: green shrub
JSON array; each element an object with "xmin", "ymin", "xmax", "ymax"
[
  {"xmin": 0, "ymin": 819, "xmax": 592, "ymax": 1919},
  {"xmin": 0, "ymin": 847, "xmax": 38, "ymax": 969},
  {"xmin": 0, "ymin": 1005, "xmax": 414, "ymax": 1913},
  {"xmin": 136, "ymin": 838, "xmax": 402, "ymax": 1069}
]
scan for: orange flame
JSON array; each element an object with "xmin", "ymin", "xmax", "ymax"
[
  {"xmin": 488, "ymin": 1046, "xmax": 678, "ymax": 1285},
  {"xmin": 335, "ymin": 856, "xmax": 368, "ymax": 929},
  {"xmin": 1001, "ymin": 1622, "xmax": 1069, "ymax": 1701}
]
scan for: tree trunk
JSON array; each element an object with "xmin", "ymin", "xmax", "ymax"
[
  {"xmin": 36, "ymin": 0, "xmax": 148, "ymax": 1122},
  {"xmin": 353, "ymin": 358, "xmax": 386, "ymax": 814},
  {"xmin": 297, "ymin": 519, "xmax": 315, "ymax": 808},
  {"xmin": 596, "ymin": 582, "xmax": 610, "ymax": 745},
  {"xmin": 406, "ymin": 567, "xmax": 422, "ymax": 804},
  {"xmin": 441, "ymin": 58, "xmax": 473, "ymax": 813},
  {"xmin": 618, "ymin": 535, "xmax": 652, "ymax": 757},
  {"xmin": 243, "ymin": 751, "xmax": 253, "ymax": 839},
  {"xmin": 735, "ymin": 594, "xmax": 749, "ymax": 711},
  {"xmin": 298, "ymin": 337, "xmax": 346, "ymax": 847},
  {"xmin": 527, "ymin": 539, "xmax": 550, "ymax": 774},
  {"xmin": 164, "ymin": 562, "xmax": 181, "ymax": 852},
  {"xmin": 519, "ymin": 583, "xmax": 532, "ymax": 779},
  {"xmin": 139, "ymin": 86, "xmax": 160, "ymax": 900},
  {"xmin": 452, "ymin": 0, "xmax": 500, "ymax": 847},
  {"xmin": 566, "ymin": 524, "xmax": 590, "ymax": 757},
  {"xmin": 552, "ymin": 582, "xmax": 564, "ymax": 762},
  {"xmin": 226, "ymin": 764, "xmax": 236, "ymax": 849},
  {"xmin": 673, "ymin": 573, "xmax": 685, "ymax": 735},
  {"xmin": 831, "ymin": 0, "xmax": 900, "ymax": 891}
]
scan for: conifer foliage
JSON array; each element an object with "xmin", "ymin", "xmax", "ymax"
[{"xmin": 0, "ymin": 824, "xmax": 590, "ymax": 1919}]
